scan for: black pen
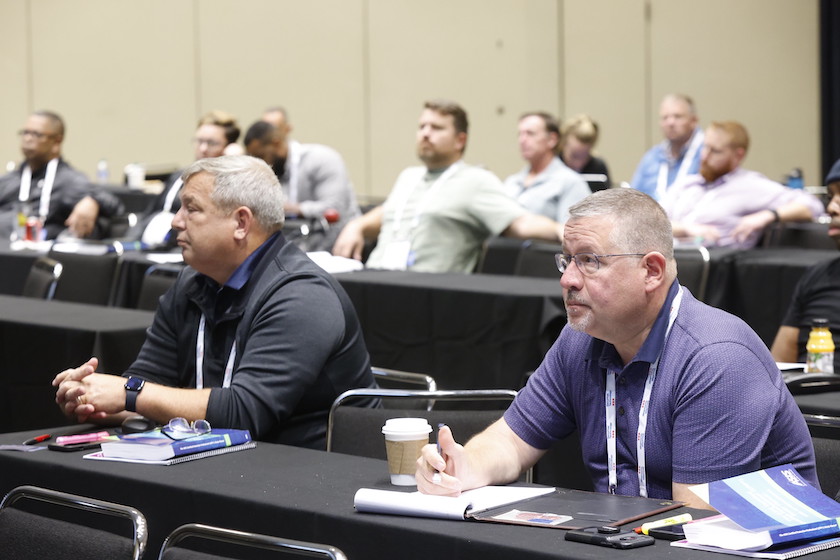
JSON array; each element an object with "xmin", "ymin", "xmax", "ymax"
[{"xmin": 22, "ymin": 433, "xmax": 51, "ymax": 445}]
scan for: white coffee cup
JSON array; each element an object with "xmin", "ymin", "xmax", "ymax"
[{"xmin": 381, "ymin": 418, "xmax": 433, "ymax": 486}]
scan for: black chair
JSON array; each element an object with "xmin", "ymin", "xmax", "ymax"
[
  {"xmin": 0, "ymin": 485, "xmax": 147, "ymax": 560},
  {"xmin": 513, "ymin": 241, "xmax": 564, "ymax": 279},
  {"xmin": 762, "ymin": 222, "xmax": 836, "ymax": 250},
  {"xmin": 48, "ymin": 246, "xmax": 121, "ymax": 306},
  {"xmin": 21, "ymin": 256, "xmax": 63, "ymax": 299},
  {"xmin": 475, "ymin": 236, "xmax": 528, "ymax": 275},
  {"xmin": 802, "ymin": 413, "xmax": 840, "ymax": 500},
  {"xmin": 158, "ymin": 523, "xmax": 348, "ymax": 560},
  {"xmin": 136, "ymin": 263, "xmax": 183, "ymax": 311},
  {"xmin": 674, "ymin": 245, "xmax": 711, "ymax": 302},
  {"xmin": 326, "ymin": 388, "xmax": 526, "ymax": 478}
]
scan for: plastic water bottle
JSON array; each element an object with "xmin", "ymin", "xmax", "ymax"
[
  {"xmin": 806, "ymin": 318, "xmax": 835, "ymax": 373},
  {"xmin": 787, "ymin": 168, "xmax": 804, "ymax": 190},
  {"xmin": 96, "ymin": 159, "xmax": 110, "ymax": 184}
]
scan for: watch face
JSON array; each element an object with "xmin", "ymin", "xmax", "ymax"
[{"xmin": 125, "ymin": 377, "xmax": 144, "ymax": 391}]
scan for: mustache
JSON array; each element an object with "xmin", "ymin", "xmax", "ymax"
[{"xmin": 564, "ymin": 290, "xmax": 585, "ymax": 305}]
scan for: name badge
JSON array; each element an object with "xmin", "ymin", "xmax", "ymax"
[{"xmin": 379, "ymin": 239, "xmax": 412, "ymax": 270}]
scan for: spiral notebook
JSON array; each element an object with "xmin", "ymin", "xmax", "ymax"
[{"xmin": 671, "ymin": 537, "xmax": 840, "ymax": 559}]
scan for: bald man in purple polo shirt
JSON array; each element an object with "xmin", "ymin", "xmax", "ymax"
[{"xmin": 416, "ymin": 188, "xmax": 816, "ymax": 509}]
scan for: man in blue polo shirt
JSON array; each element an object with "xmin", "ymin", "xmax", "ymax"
[
  {"xmin": 631, "ymin": 93, "xmax": 704, "ymax": 201},
  {"xmin": 416, "ymin": 188, "xmax": 816, "ymax": 508}
]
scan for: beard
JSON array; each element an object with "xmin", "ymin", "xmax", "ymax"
[
  {"xmin": 564, "ymin": 290, "xmax": 592, "ymax": 332},
  {"xmin": 700, "ymin": 161, "xmax": 733, "ymax": 184}
]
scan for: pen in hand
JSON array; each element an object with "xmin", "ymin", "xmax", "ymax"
[{"xmin": 433, "ymin": 423, "xmax": 446, "ymax": 484}]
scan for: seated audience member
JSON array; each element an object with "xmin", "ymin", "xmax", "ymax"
[
  {"xmin": 662, "ymin": 121, "xmax": 824, "ymax": 248},
  {"xmin": 504, "ymin": 112, "xmax": 591, "ymax": 223},
  {"xmin": 0, "ymin": 110, "xmax": 122, "ymax": 240},
  {"xmin": 53, "ymin": 155, "xmax": 377, "ymax": 450},
  {"xmin": 243, "ymin": 108, "xmax": 361, "ymax": 252},
  {"xmin": 631, "ymin": 93, "xmax": 704, "ymax": 201},
  {"xmin": 132, "ymin": 110, "xmax": 241, "ymax": 246},
  {"xmin": 771, "ymin": 159, "xmax": 840, "ymax": 370},
  {"xmin": 416, "ymin": 188, "xmax": 817, "ymax": 507},
  {"xmin": 333, "ymin": 100, "xmax": 565, "ymax": 273},
  {"xmin": 559, "ymin": 114, "xmax": 611, "ymax": 192}
]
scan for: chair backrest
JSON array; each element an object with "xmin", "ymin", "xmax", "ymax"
[
  {"xmin": 371, "ymin": 367, "xmax": 436, "ymax": 391},
  {"xmin": 326, "ymin": 388, "xmax": 516, "ymax": 457},
  {"xmin": 513, "ymin": 241, "xmax": 563, "ymax": 279},
  {"xmin": 48, "ymin": 247, "xmax": 121, "ymax": 306},
  {"xmin": 803, "ymin": 413, "xmax": 840, "ymax": 500},
  {"xmin": 762, "ymin": 222, "xmax": 836, "ymax": 250},
  {"xmin": 674, "ymin": 245, "xmax": 711, "ymax": 302},
  {"xmin": 158, "ymin": 523, "xmax": 348, "ymax": 560},
  {"xmin": 475, "ymin": 236, "xmax": 527, "ymax": 275},
  {"xmin": 136, "ymin": 263, "xmax": 183, "ymax": 310},
  {"xmin": 0, "ymin": 485, "xmax": 147, "ymax": 560},
  {"xmin": 22, "ymin": 256, "xmax": 63, "ymax": 299}
]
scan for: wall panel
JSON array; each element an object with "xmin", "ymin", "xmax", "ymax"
[
  {"xmin": 367, "ymin": 0, "xmax": 561, "ymax": 194},
  {"xmin": 649, "ymin": 0, "xmax": 820, "ymax": 185},
  {"xmin": 27, "ymin": 0, "xmax": 196, "ymax": 179}
]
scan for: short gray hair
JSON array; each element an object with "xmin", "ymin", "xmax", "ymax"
[
  {"xmin": 181, "ymin": 155, "xmax": 285, "ymax": 232},
  {"xmin": 568, "ymin": 189, "xmax": 674, "ymax": 263}
]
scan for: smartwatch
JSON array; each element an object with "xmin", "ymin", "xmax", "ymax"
[{"xmin": 124, "ymin": 376, "xmax": 145, "ymax": 412}]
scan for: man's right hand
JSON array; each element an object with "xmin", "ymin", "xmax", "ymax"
[{"xmin": 416, "ymin": 425, "xmax": 467, "ymax": 496}]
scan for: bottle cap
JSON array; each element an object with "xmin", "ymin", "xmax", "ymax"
[{"xmin": 812, "ymin": 318, "xmax": 830, "ymax": 327}]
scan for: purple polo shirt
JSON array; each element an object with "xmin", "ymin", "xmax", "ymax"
[{"xmin": 505, "ymin": 281, "xmax": 817, "ymax": 498}]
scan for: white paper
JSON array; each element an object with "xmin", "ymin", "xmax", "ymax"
[{"xmin": 353, "ymin": 485, "xmax": 556, "ymax": 520}]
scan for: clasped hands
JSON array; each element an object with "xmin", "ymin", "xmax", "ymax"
[{"xmin": 52, "ymin": 357, "xmax": 126, "ymax": 422}]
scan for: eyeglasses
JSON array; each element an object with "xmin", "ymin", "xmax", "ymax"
[
  {"xmin": 18, "ymin": 129, "xmax": 55, "ymax": 140},
  {"xmin": 192, "ymin": 137, "xmax": 224, "ymax": 148},
  {"xmin": 555, "ymin": 252, "xmax": 646, "ymax": 275},
  {"xmin": 162, "ymin": 417, "xmax": 211, "ymax": 440}
]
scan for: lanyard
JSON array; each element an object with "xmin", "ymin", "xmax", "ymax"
[
  {"xmin": 195, "ymin": 314, "xmax": 236, "ymax": 389},
  {"xmin": 19, "ymin": 158, "xmax": 58, "ymax": 219},
  {"xmin": 391, "ymin": 161, "xmax": 463, "ymax": 236},
  {"xmin": 162, "ymin": 177, "xmax": 183, "ymax": 213},
  {"xmin": 605, "ymin": 287, "xmax": 683, "ymax": 497},
  {"xmin": 655, "ymin": 130, "xmax": 703, "ymax": 200},
  {"xmin": 286, "ymin": 140, "xmax": 302, "ymax": 205}
]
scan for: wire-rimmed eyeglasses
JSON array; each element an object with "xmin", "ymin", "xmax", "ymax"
[
  {"xmin": 162, "ymin": 417, "xmax": 211, "ymax": 440},
  {"xmin": 555, "ymin": 252, "xmax": 646, "ymax": 275}
]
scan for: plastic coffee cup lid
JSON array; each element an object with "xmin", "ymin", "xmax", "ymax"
[{"xmin": 381, "ymin": 417, "xmax": 432, "ymax": 436}]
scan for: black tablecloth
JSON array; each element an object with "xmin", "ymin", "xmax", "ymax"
[
  {"xmin": 0, "ymin": 427, "xmax": 773, "ymax": 560},
  {"xmin": 0, "ymin": 296, "xmax": 153, "ymax": 432},
  {"xmin": 336, "ymin": 270, "xmax": 566, "ymax": 390}
]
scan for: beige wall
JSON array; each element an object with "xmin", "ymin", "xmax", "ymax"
[{"xmin": 0, "ymin": 0, "xmax": 822, "ymax": 199}]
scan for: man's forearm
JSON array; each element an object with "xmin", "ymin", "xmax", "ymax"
[
  {"xmin": 134, "ymin": 383, "xmax": 212, "ymax": 424},
  {"xmin": 503, "ymin": 214, "xmax": 562, "ymax": 243}
]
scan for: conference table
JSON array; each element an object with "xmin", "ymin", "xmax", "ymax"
[
  {"xmin": 0, "ymin": 295, "xmax": 154, "ymax": 432},
  {"xmin": 2, "ymin": 427, "xmax": 809, "ymax": 560},
  {"xmin": 335, "ymin": 270, "xmax": 567, "ymax": 390}
]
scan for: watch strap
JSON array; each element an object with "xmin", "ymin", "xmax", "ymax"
[{"xmin": 124, "ymin": 377, "xmax": 145, "ymax": 413}]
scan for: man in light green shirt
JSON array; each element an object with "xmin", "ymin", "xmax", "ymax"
[{"xmin": 333, "ymin": 100, "xmax": 564, "ymax": 273}]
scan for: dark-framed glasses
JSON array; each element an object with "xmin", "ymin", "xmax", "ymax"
[
  {"xmin": 555, "ymin": 252, "xmax": 646, "ymax": 275},
  {"xmin": 162, "ymin": 417, "xmax": 211, "ymax": 440}
]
